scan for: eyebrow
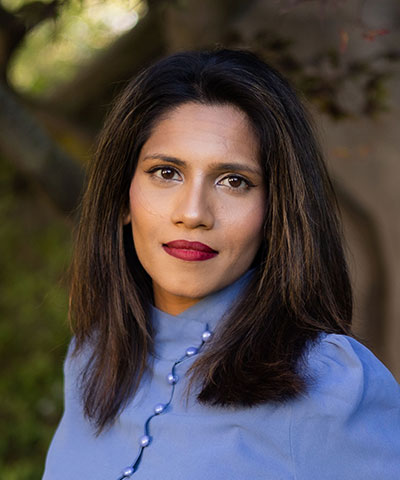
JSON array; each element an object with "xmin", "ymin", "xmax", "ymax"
[{"xmin": 142, "ymin": 154, "xmax": 262, "ymax": 176}]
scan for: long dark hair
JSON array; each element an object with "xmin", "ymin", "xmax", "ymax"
[{"xmin": 69, "ymin": 48, "xmax": 353, "ymax": 433}]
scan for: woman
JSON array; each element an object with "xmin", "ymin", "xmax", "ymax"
[{"xmin": 43, "ymin": 49, "xmax": 400, "ymax": 479}]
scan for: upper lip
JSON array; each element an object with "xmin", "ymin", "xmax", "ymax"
[{"xmin": 163, "ymin": 240, "xmax": 218, "ymax": 253}]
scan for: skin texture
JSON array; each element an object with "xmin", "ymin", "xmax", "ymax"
[{"xmin": 125, "ymin": 102, "xmax": 266, "ymax": 315}]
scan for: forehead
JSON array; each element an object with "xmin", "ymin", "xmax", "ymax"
[{"xmin": 140, "ymin": 102, "xmax": 260, "ymax": 165}]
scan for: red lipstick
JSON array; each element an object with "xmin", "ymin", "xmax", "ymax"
[{"xmin": 163, "ymin": 240, "xmax": 218, "ymax": 261}]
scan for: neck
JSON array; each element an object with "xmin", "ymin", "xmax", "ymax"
[
  {"xmin": 153, "ymin": 289, "xmax": 204, "ymax": 316},
  {"xmin": 152, "ymin": 268, "xmax": 256, "ymax": 317}
]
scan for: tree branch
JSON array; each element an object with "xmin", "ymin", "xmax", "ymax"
[
  {"xmin": 0, "ymin": 1, "xmax": 61, "ymax": 82},
  {"xmin": 45, "ymin": 6, "xmax": 166, "ymax": 127}
]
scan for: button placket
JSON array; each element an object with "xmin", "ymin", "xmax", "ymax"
[{"xmin": 117, "ymin": 325, "xmax": 213, "ymax": 479}]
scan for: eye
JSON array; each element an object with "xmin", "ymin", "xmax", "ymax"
[
  {"xmin": 147, "ymin": 166, "xmax": 181, "ymax": 182},
  {"xmin": 218, "ymin": 175, "xmax": 253, "ymax": 191},
  {"xmin": 158, "ymin": 167, "xmax": 177, "ymax": 180}
]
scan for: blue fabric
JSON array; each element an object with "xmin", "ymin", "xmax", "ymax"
[{"xmin": 42, "ymin": 269, "xmax": 400, "ymax": 479}]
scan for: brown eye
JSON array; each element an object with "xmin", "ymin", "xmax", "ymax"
[
  {"xmin": 228, "ymin": 176, "xmax": 243, "ymax": 188},
  {"xmin": 148, "ymin": 166, "xmax": 181, "ymax": 182},
  {"xmin": 161, "ymin": 167, "xmax": 175, "ymax": 179},
  {"xmin": 218, "ymin": 174, "xmax": 253, "ymax": 191}
]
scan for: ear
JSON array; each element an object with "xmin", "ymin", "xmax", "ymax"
[
  {"xmin": 121, "ymin": 204, "xmax": 132, "ymax": 225},
  {"xmin": 123, "ymin": 212, "xmax": 131, "ymax": 225}
]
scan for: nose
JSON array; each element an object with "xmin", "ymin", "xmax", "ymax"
[{"xmin": 171, "ymin": 178, "xmax": 215, "ymax": 230}]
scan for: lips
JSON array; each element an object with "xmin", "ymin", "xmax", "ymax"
[
  {"xmin": 162, "ymin": 240, "xmax": 218, "ymax": 261},
  {"xmin": 164, "ymin": 240, "xmax": 217, "ymax": 253}
]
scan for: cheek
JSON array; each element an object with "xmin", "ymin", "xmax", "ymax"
[
  {"xmin": 129, "ymin": 177, "xmax": 167, "ymax": 229},
  {"xmin": 222, "ymin": 197, "xmax": 265, "ymax": 250},
  {"xmin": 241, "ymin": 213, "xmax": 265, "ymax": 251}
]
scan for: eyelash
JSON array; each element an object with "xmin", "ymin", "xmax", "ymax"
[{"xmin": 145, "ymin": 166, "xmax": 255, "ymax": 191}]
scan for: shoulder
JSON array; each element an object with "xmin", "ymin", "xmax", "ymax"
[
  {"xmin": 289, "ymin": 334, "xmax": 400, "ymax": 480},
  {"xmin": 62, "ymin": 336, "xmax": 94, "ymax": 407},
  {"xmin": 304, "ymin": 333, "xmax": 400, "ymax": 410}
]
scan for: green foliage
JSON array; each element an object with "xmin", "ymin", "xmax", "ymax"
[
  {"xmin": 7, "ymin": 0, "xmax": 145, "ymax": 96},
  {"xmin": 0, "ymin": 158, "xmax": 72, "ymax": 479}
]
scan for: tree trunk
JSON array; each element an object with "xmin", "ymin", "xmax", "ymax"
[{"xmin": 0, "ymin": 83, "xmax": 85, "ymax": 215}]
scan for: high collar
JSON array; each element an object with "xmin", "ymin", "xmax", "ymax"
[{"xmin": 150, "ymin": 269, "xmax": 255, "ymax": 361}]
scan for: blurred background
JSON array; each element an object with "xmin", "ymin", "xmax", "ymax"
[{"xmin": 0, "ymin": 0, "xmax": 399, "ymax": 478}]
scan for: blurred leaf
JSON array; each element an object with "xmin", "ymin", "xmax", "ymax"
[
  {"xmin": 7, "ymin": 0, "xmax": 145, "ymax": 96},
  {"xmin": 363, "ymin": 28, "xmax": 390, "ymax": 42}
]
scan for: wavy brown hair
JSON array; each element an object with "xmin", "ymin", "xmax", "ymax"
[{"xmin": 69, "ymin": 49, "xmax": 353, "ymax": 433}]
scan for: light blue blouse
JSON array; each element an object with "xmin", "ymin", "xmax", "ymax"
[{"xmin": 43, "ymin": 270, "xmax": 400, "ymax": 479}]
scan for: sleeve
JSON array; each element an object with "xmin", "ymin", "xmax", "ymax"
[
  {"xmin": 62, "ymin": 336, "xmax": 85, "ymax": 408},
  {"xmin": 290, "ymin": 334, "xmax": 400, "ymax": 480},
  {"xmin": 42, "ymin": 337, "xmax": 90, "ymax": 480},
  {"xmin": 56, "ymin": 335, "xmax": 94, "ymax": 421}
]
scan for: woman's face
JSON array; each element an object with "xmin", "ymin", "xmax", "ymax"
[{"xmin": 126, "ymin": 102, "xmax": 266, "ymax": 315}]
